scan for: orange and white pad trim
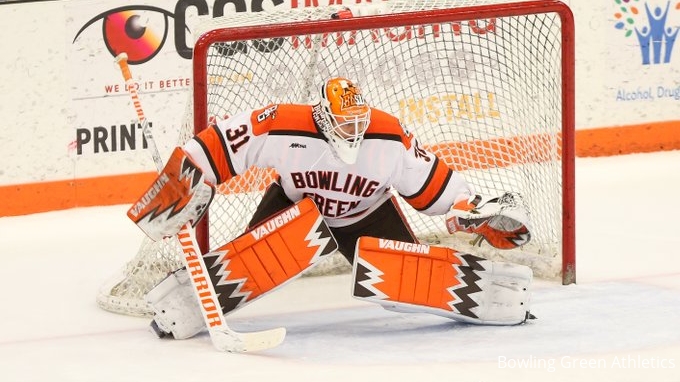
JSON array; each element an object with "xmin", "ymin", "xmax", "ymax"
[
  {"xmin": 352, "ymin": 236, "xmax": 533, "ymax": 325},
  {"xmin": 202, "ymin": 198, "xmax": 338, "ymax": 315}
]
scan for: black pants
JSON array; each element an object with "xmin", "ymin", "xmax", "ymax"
[{"xmin": 247, "ymin": 182, "xmax": 419, "ymax": 264}]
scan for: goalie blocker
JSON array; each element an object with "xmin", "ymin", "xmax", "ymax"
[{"xmin": 127, "ymin": 147, "xmax": 216, "ymax": 242}]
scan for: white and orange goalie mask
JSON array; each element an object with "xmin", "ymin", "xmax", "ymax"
[{"xmin": 314, "ymin": 77, "xmax": 371, "ymax": 164}]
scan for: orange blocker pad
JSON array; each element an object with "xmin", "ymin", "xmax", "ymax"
[{"xmin": 202, "ymin": 198, "xmax": 338, "ymax": 315}]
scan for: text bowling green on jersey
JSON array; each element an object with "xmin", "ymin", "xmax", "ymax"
[{"xmin": 291, "ymin": 170, "xmax": 379, "ymax": 217}]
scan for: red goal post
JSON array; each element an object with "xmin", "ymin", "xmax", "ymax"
[
  {"xmin": 97, "ymin": 0, "xmax": 575, "ymax": 318},
  {"xmin": 192, "ymin": 0, "xmax": 575, "ymax": 282}
]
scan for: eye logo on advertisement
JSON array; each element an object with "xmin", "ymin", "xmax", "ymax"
[
  {"xmin": 72, "ymin": 1, "xmax": 288, "ymax": 65},
  {"xmin": 73, "ymin": 5, "xmax": 179, "ymax": 65},
  {"xmin": 613, "ymin": 0, "xmax": 680, "ymax": 65}
]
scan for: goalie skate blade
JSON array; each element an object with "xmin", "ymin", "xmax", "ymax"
[
  {"xmin": 149, "ymin": 320, "xmax": 171, "ymax": 339},
  {"xmin": 209, "ymin": 327, "xmax": 286, "ymax": 353}
]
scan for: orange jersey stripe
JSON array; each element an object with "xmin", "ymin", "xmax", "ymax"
[
  {"xmin": 194, "ymin": 125, "xmax": 236, "ymax": 184},
  {"xmin": 365, "ymin": 108, "xmax": 413, "ymax": 149},
  {"xmin": 250, "ymin": 104, "xmax": 320, "ymax": 136},
  {"xmin": 401, "ymin": 157, "xmax": 453, "ymax": 211}
]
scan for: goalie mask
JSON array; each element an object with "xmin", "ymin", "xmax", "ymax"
[{"xmin": 313, "ymin": 77, "xmax": 371, "ymax": 164}]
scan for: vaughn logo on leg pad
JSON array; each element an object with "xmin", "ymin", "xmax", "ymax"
[
  {"xmin": 250, "ymin": 205, "xmax": 302, "ymax": 240},
  {"xmin": 377, "ymin": 239, "xmax": 430, "ymax": 254}
]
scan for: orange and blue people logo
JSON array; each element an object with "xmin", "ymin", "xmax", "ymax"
[{"xmin": 613, "ymin": 0, "xmax": 680, "ymax": 65}]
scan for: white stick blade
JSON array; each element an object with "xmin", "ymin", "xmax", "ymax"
[{"xmin": 210, "ymin": 327, "xmax": 286, "ymax": 353}]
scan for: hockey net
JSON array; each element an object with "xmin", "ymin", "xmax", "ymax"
[{"xmin": 97, "ymin": 0, "xmax": 575, "ymax": 317}]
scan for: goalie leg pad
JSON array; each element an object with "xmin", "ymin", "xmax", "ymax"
[
  {"xmin": 146, "ymin": 198, "xmax": 339, "ymax": 339},
  {"xmin": 145, "ymin": 268, "xmax": 206, "ymax": 340},
  {"xmin": 352, "ymin": 237, "xmax": 533, "ymax": 325},
  {"xmin": 206, "ymin": 197, "xmax": 339, "ymax": 315}
]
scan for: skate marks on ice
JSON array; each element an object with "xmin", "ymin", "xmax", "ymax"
[{"xmin": 222, "ymin": 281, "xmax": 680, "ymax": 364}]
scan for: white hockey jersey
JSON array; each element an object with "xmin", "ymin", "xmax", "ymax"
[{"xmin": 183, "ymin": 104, "xmax": 472, "ymax": 228}]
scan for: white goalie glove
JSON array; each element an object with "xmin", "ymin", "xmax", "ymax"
[
  {"xmin": 127, "ymin": 147, "xmax": 215, "ymax": 241},
  {"xmin": 445, "ymin": 192, "xmax": 532, "ymax": 250}
]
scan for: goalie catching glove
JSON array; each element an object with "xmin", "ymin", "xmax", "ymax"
[
  {"xmin": 127, "ymin": 147, "xmax": 215, "ymax": 241},
  {"xmin": 446, "ymin": 192, "xmax": 531, "ymax": 250}
]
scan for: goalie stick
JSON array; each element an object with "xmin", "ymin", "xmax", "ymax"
[{"xmin": 114, "ymin": 53, "xmax": 285, "ymax": 352}]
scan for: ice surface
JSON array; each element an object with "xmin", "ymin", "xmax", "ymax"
[{"xmin": 0, "ymin": 151, "xmax": 679, "ymax": 382}]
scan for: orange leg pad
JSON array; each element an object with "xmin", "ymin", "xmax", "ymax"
[
  {"xmin": 202, "ymin": 198, "xmax": 338, "ymax": 315},
  {"xmin": 352, "ymin": 237, "xmax": 533, "ymax": 325}
]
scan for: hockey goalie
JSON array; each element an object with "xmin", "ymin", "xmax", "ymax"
[{"xmin": 128, "ymin": 77, "xmax": 535, "ymax": 340}]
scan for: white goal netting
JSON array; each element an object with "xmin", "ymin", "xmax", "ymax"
[{"xmin": 98, "ymin": 0, "xmax": 574, "ymax": 317}]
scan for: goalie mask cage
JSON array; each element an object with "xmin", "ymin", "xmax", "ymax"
[{"xmin": 97, "ymin": 0, "xmax": 575, "ymax": 317}]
